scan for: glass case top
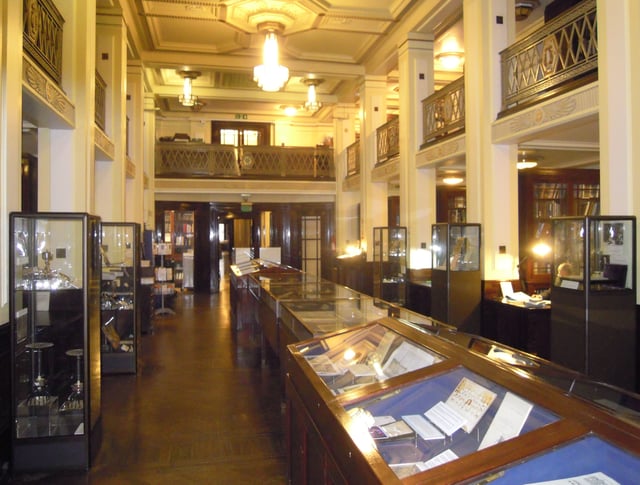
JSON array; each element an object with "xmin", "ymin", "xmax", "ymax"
[
  {"xmin": 13, "ymin": 215, "xmax": 85, "ymax": 290},
  {"xmin": 553, "ymin": 217, "xmax": 635, "ymax": 290},
  {"xmin": 282, "ymin": 296, "xmax": 410, "ymax": 333},
  {"xmin": 344, "ymin": 365, "xmax": 558, "ymax": 480},
  {"xmin": 295, "ymin": 323, "xmax": 443, "ymax": 396},
  {"xmin": 468, "ymin": 435, "xmax": 640, "ymax": 485},
  {"xmin": 262, "ymin": 281, "xmax": 361, "ymax": 301},
  {"xmin": 254, "ymin": 271, "xmax": 320, "ymax": 288}
]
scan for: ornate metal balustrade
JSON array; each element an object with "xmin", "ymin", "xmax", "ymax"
[
  {"xmin": 23, "ymin": 0, "xmax": 64, "ymax": 85},
  {"xmin": 155, "ymin": 143, "xmax": 335, "ymax": 180},
  {"xmin": 499, "ymin": 0, "xmax": 597, "ymax": 114},
  {"xmin": 376, "ymin": 116, "xmax": 399, "ymax": 164},
  {"xmin": 346, "ymin": 140, "xmax": 360, "ymax": 177},
  {"xmin": 95, "ymin": 71, "xmax": 106, "ymax": 131},
  {"xmin": 421, "ymin": 75, "xmax": 465, "ymax": 147}
]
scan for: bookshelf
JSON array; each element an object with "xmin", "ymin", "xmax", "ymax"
[{"xmin": 518, "ymin": 169, "xmax": 599, "ymax": 291}]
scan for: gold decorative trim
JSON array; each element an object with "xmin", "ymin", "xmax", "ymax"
[
  {"xmin": 23, "ymin": 54, "xmax": 74, "ymax": 125},
  {"xmin": 417, "ymin": 135, "xmax": 464, "ymax": 168},
  {"xmin": 94, "ymin": 126, "xmax": 115, "ymax": 160},
  {"xmin": 371, "ymin": 157, "xmax": 399, "ymax": 182}
]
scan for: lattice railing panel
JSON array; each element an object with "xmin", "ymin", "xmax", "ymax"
[
  {"xmin": 500, "ymin": 0, "xmax": 597, "ymax": 111},
  {"xmin": 346, "ymin": 141, "xmax": 360, "ymax": 177},
  {"xmin": 422, "ymin": 76, "xmax": 465, "ymax": 145},
  {"xmin": 376, "ymin": 117, "xmax": 399, "ymax": 164}
]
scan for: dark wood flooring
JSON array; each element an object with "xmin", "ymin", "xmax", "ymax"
[{"xmin": 11, "ymin": 278, "xmax": 287, "ymax": 484}]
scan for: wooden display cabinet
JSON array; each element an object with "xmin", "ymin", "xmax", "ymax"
[{"xmin": 285, "ymin": 316, "xmax": 640, "ymax": 484}]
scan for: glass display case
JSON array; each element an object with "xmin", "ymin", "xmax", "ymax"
[
  {"xmin": 372, "ymin": 227, "xmax": 407, "ymax": 305},
  {"xmin": 430, "ymin": 223, "xmax": 481, "ymax": 332},
  {"xmin": 467, "ymin": 434, "xmax": 640, "ymax": 485},
  {"xmin": 100, "ymin": 222, "xmax": 140, "ymax": 374},
  {"xmin": 344, "ymin": 365, "xmax": 559, "ymax": 480},
  {"xmin": 292, "ymin": 322, "xmax": 443, "ymax": 397},
  {"xmin": 10, "ymin": 212, "xmax": 102, "ymax": 472},
  {"xmin": 285, "ymin": 316, "xmax": 640, "ymax": 485},
  {"xmin": 550, "ymin": 216, "xmax": 636, "ymax": 391}
]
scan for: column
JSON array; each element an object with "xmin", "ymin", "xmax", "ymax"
[
  {"xmin": 359, "ymin": 76, "xmax": 388, "ymax": 258},
  {"xmin": 47, "ymin": 0, "xmax": 97, "ymax": 212},
  {"xmin": 333, "ymin": 103, "xmax": 360, "ymax": 253},
  {"xmin": 95, "ymin": 13, "xmax": 128, "ymax": 220},
  {"xmin": 397, "ymin": 32, "xmax": 435, "ymax": 268},
  {"xmin": 126, "ymin": 62, "xmax": 145, "ymax": 225},
  {"xmin": 464, "ymin": 0, "xmax": 519, "ymax": 280},
  {"xmin": 143, "ymin": 94, "xmax": 157, "ymax": 229}
]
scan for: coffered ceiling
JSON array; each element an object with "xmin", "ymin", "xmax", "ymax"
[{"xmin": 104, "ymin": 0, "xmax": 465, "ymax": 121}]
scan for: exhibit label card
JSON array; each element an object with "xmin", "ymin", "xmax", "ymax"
[
  {"xmin": 445, "ymin": 377, "xmax": 497, "ymax": 433},
  {"xmin": 424, "ymin": 401, "xmax": 467, "ymax": 436},
  {"xmin": 478, "ymin": 392, "xmax": 533, "ymax": 450}
]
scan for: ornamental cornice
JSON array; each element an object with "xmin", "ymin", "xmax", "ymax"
[
  {"xmin": 416, "ymin": 135, "xmax": 465, "ymax": 168},
  {"xmin": 23, "ymin": 54, "xmax": 75, "ymax": 127},
  {"xmin": 371, "ymin": 157, "xmax": 399, "ymax": 182},
  {"xmin": 492, "ymin": 83, "xmax": 598, "ymax": 144}
]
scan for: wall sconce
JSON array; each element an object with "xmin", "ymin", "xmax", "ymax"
[
  {"xmin": 304, "ymin": 78, "xmax": 323, "ymax": 112},
  {"xmin": 253, "ymin": 22, "xmax": 289, "ymax": 92},
  {"xmin": 515, "ymin": 1, "xmax": 540, "ymax": 21},
  {"xmin": 517, "ymin": 151, "xmax": 541, "ymax": 170},
  {"xmin": 177, "ymin": 70, "xmax": 200, "ymax": 107},
  {"xmin": 435, "ymin": 36, "xmax": 464, "ymax": 70}
]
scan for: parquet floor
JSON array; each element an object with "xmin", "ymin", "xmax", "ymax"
[{"xmin": 11, "ymin": 277, "xmax": 287, "ymax": 484}]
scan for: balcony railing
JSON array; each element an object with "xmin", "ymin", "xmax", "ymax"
[
  {"xmin": 376, "ymin": 117, "xmax": 399, "ymax": 164},
  {"xmin": 346, "ymin": 140, "xmax": 360, "ymax": 177},
  {"xmin": 23, "ymin": 0, "xmax": 64, "ymax": 85},
  {"xmin": 155, "ymin": 143, "xmax": 335, "ymax": 180},
  {"xmin": 499, "ymin": 0, "xmax": 597, "ymax": 114},
  {"xmin": 421, "ymin": 76, "xmax": 465, "ymax": 147},
  {"xmin": 95, "ymin": 70, "xmax": 106, "ymax": 131}
]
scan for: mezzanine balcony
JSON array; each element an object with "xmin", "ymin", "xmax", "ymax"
[{"xmin": 155, "ymin": 143, "xmax": 335, "ymax": 181}]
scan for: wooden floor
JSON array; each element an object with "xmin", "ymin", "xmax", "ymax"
[{"xmin": 12, "ymin": 277, "xmax": 288, "ymax": 484}]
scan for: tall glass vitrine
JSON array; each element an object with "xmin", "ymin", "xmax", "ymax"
[
  {"xmin": 100, "ymin": 222, "xmax": 141, "ymax": 374},
  {"xmin": 430, "ymin": 223, "xmax": 481, "ymax": 333},
  {"xmin": 551, "ymin": 216, "xmax": 636, "ymax": 391},
  {"xmin": 9, "ymin": 212, "xmax": 102, "ymax": 472},
  {"xmin": 372, "ymin": 227, "xmax": 407, "ymax": 305}
]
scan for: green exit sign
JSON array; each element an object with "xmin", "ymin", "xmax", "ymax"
[{"xmin": 235, "ymin": 114, "xmax": 248, "ymax": 119}]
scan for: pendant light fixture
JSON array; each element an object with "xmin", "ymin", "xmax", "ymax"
[
  {"xmin": 304, "ymin": 78, "xmax": 323, "ymax": 112},
  {"xmin": 177, "ymin": 70, "xmax": 200, "ymax": 107},
  {"xmin": 253, "ymin": 22, "xmax": 289, "ymax": 92}
]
